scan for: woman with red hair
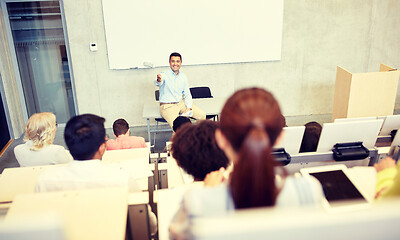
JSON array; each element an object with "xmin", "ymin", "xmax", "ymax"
[{"xmin": 170, "ymin": 88, "xmax": 324, "ymax": 238}]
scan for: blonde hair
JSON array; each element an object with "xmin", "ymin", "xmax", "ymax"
[{"xmin": 24, "ymin": 112, "xmax": 57, "ymax": 151}]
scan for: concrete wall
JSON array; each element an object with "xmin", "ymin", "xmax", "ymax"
[
  {"xmin": 62, "ymin": 0, "xmax": 400, "ymax": 128},
  {"xmin": 2, "ymin": 0, "xmax": 400, "ymax": 131}
]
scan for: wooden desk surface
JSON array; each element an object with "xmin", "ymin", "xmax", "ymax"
[
  {"xmin": 127, "ymin": 191, "xmax": 149, "ymax": 205},
  {"xmin": 346, "ymin": 166, "xmax": 377, "ymax": 201},
  {"xmin": 5, "ymin": 188, "xmax": 128, "ymax": 240},
  {"xmin": 102, "ymin": 148, "xmax": 150, "ymax": 163},
  {"xmin": 155, "ymin": 188, "xmax": 186, "ymax": 240},
  {"xmin": 0, "ymin": 159, "xmax": 153, "ymax": 203},
  {"xmin": 155, "ymin": 182, "xmax": 204, "ymax": 240},
  {"xmin": 142, "ymin": 97, "xmax": 226, "ymax": 119},
  {"xmin": 102, "ymin": 149, "xmax": 152, "ymax": 191},
  {"xmin": 0, "ymin": 165, "xmax": 64, "ymax": 203},
  {"xmin": 165, "ymin": 157, "xmax": 186, "ymax": 188},
  {"xmin": 154, "ymin": 166, "xmax": 376, "ymax": 240}
]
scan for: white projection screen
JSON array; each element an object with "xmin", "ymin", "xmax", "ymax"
[{"xmin": 102, "ymin": 0, "xmax": 284, "ymax": 69}]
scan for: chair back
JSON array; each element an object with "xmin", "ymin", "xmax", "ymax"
[{"xmin": 155, "ymin": 90, "xmax": 160, "ymax": 101}]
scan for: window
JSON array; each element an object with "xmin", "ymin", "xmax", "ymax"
[{"xmin": 3, "ymin": 0, "xmax": 76, "ymax": 123}]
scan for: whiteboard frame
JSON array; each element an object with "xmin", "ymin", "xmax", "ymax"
[{"xmin": 101, "ymin": 0, "xmax": 284, "ymax": 69}]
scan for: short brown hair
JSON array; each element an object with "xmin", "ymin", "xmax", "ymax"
[{"xmin": 113, "ymin": 119, "xmax": 129, "ymax": 137}]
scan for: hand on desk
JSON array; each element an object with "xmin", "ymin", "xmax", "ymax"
[
  {"xmin": 204, "ymin": 167, "xmax": 225, "ymax": 187},
  {"xmin": 374, "ymin": 157, "xmax": 396, "ymax": 172}
]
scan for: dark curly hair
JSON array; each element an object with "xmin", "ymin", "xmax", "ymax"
[
  {"xmin": 173, "ymin": 116, "xmax": 191, "ymax": 132},
  {"xmin": 171, "ymin": 120, "xmax": 229, "ymax": 181}
]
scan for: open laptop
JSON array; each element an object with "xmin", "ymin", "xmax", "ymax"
[
  {"xmin": 380, "ymin": 115, "xmax": 400, "ymax": 136},
  {"xmin": 273, "ymin": 126, "xmax": 305, "ymax": 155},
  {"xmin": 334, "ymin": 116, "xmax": 376, "ymax": 123},
  {"xmin": 300, "ymin": 164, "xmax": 371, "ymax": 212},
  {"xmin": 316, "ymin": 119, "xmax": 383, "ymax": 152}
]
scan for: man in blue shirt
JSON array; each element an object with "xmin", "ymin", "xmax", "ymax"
[{"xmin": 155, "ymin": 52, "xmax": 206, "ymax": 128}]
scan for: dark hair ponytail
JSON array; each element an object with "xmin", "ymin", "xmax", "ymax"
[{"xmin": 229, "ymin": 125, "xmax": 277, "ymax": 209}]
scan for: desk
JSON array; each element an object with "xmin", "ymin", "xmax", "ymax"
[
  {"xmin": 4, "ymin": 188, "xmax": 128, "ymax": 240},
  {"xmin": 102, "ymin": 148, "xmax": 153, "ymax": 191},
  {"xmin": 154, "ymin": 157, "xmax": 193, "ymax": 189},
  {"xmin": 0, "ymin": 165, "xmax": 65, "ymax": 203},
  {"xmin": 126, "ymin": 192, "xmax": 153, "ymax": 240},
  {"xmin": 142, "ymin": 97, "xmax": 226, "ymax": 144},
  {"xmin": 155, "ymin": 188, "xmax": 188, "ymax": 240},
  {"xmin": 283, "ymin": 148, "xmax": 379, "ymax": 175},
  {"xmin": 0, "ymin": 160, "xmax": 153, "ymax": 203},
  {"xmin": 154, "ymin": 186, "xmax": 190, "ymax": 240},
  {"xmin": 127, "ymin": 191, "xmax": 149, "ymax": 205},
  {"xmin": 155, "ymin": 182, "xmax": 204, "ymax": 240},
  {"xmin": 190, "ymin": 198, "xmax": 400, "ymax": 240},
  {"xmin": 155, "ymin": 165, "xmax": 377, "ymax": 240},
  {"xmin": 102, "ymin": 148, "xmax": 150, "ymax": 163},
  {"xmin": 346, "ymin": 166, "xmax": 377, "ymax": 200}
]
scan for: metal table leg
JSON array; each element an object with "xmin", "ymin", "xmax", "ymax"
[{"xmin": 147, "ymin": 118, "xmax": 151, "ymax": 145}]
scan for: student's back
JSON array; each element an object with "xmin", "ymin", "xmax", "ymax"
[
  {"xmin": 36, "ymin": 114, "xmax": 140, "ymax": 193},
  {"xmin": 106, "ymin": 135, "xmax": 146, "ymax": 150},
  {"xmin": 14, "ymin": 112, "xmax": 72, "ymax": 167},
  {"xmin": 15, "ymin": 142, "xmax": 71, "ymax": 167},
  {"xmin": 169, "ymin": 88, "xmax": 324, "ymax": 239},
  {"xmin": 106, "ymin": 118, "xmax": 146, "ymax": 150}
]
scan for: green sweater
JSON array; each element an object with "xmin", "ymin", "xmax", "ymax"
[{"xmin": 375, "ymin": 161, "xmax": 400, "ymax": 199}]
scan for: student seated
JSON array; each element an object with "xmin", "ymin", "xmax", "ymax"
[
  {"xmin": 163, "ymin": 116, "xmax": 192, "ymax": 153},
  {"xmin": 14, "ymin": 112, "xmax": 72, "ymax": 167},
  {"xmin": 35, "ymin": 114, "xmax": 157, "ymax": 235},
  {"xmin": 169, "ymin": 88, "xmax": 324, "ymax": 239},
  {"xmin": 374, "ymin": 157, "xmax": 400, "ymax": 199},
  {"xmin": 299, "ymin": 121, "xmax": 322, "ymax": 153},
  {"xmin": 171, "ymin": 120, "xmax": 229, "ymax": 181},
  {"xmin": 172, "ymin": 116, "xmax": 191, "ymax": 132},
  {"xmin": 106, "ymin": 118, "xmax": 146, "ymax": 150},
  {"xmin": 35, "ymin": 114, "xmax": 142, "ymax": 192}
]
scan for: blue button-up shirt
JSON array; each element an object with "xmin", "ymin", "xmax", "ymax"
[{"xmin": 154, "ymin": 68, "xmax": 193, "ymax": 109}]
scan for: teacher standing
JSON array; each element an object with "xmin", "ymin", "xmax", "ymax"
[{"xmin": 155, "ymin": 52, "xmax": 206, "ymax": 129}]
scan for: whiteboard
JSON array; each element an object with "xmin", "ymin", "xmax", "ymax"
[{"xmin": 102, "ymin": 0, "xmax": 284, "ymax": 69}]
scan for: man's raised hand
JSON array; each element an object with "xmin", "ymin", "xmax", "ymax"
[{"xmin": 157, "ymin": 73, "xmax": 162, "ymax": 82}]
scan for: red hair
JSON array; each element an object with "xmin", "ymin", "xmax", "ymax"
[{"xmin": 220, "ymin": 88, "xmax": 285, "ymax": 209}]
